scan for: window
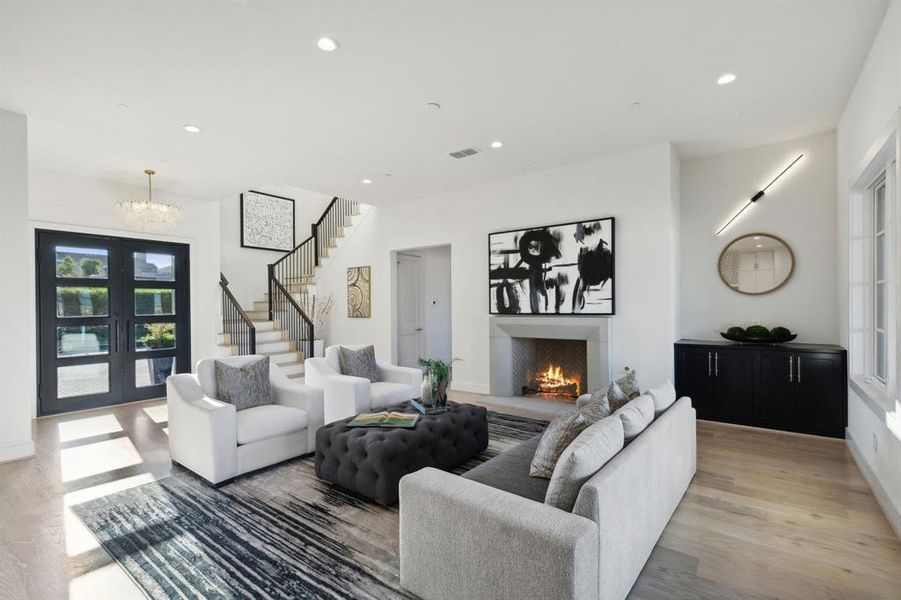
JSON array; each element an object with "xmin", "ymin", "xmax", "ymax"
[{"xmin": 872, "ymin": 174, "xmax": 887, "ymax": 382}]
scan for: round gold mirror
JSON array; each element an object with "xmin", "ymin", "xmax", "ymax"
[{"xmin": 718, "ymin": 233, "xmax": 794, "ymax": 295}]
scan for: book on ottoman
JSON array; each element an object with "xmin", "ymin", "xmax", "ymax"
[{"xmin": 348, "ymin": 411, "xmax": 419, "ymax": 428}]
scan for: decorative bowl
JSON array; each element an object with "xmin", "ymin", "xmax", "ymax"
[{"xmin": 719, "ymin": 331, "xmax": 797, "ymax": 344}]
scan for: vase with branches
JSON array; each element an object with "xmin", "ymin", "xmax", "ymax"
[{"xmin": 418, "ymin": 357, "xmax": 462, "ymax": 408}]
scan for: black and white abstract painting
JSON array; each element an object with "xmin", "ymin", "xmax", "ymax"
[
  {"xmin": 241, "ymin": 191, "xmax": 296, "ymax": 252},
  {"xmin": 489, "ymin": 217, "xmax": 614, "ymax": 315}
]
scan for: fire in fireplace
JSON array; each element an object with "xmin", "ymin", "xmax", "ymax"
[{"xmin": 525, "ymin": 363, "xmax": 581, "ymax": 399}]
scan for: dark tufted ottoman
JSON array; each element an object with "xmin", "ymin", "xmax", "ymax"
[{"xmin": 314, "ymin": 401, "xmax": 488, "ymax": 504}]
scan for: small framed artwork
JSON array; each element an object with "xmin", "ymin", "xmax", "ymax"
[
  {"xmin": 489, "ymin": 217, "xmax": 615, "ymax": 315},
  {"xmin": 347, "ymin": 266, "xmax": 371, "ymax": 318},
  {"xmin": 240, "ymin": 190, "xmax": 296, "ymax": 252}
]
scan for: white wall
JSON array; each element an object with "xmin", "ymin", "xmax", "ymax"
[
  {"xmin": 680, "ymin": 130, "xmax": 838, "ymax": 342},
  {"xmin": 219, "ymin": 187, "xmax": 331, "ymax": 308},
  {"xmin": 28, "ymin": 168, "xmax": 222, "ymax": 375},
  {"xmin": 836, "ymin": 0, "xmax": 901, "ymax": 534},
  {"xmin": 0, "ymin": 110, "xmax": 36, "ymax": 462},
  {"xmin": 316, "ymin": 143, "xmax": 681, "ymax": 392}
]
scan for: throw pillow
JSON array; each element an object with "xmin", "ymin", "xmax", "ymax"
[
  {"xmin": 338, "ymin": 345, "xmax": 382, "ymax": 382},
  {"xmin": 647, "ymin": 379, "xmax": 677, "ymax": 415},
  {"xmin": 214, "ymin": 356, "xmax": 272, "ymax": 411},
  {"xmin": 617, "ymin": 368, "xmax": 641, "ymax": 400},
  {"xmin": 606, "ymin": 380, "xmax": 632, "ymax": 413},
  {"xmin": 530, "ymin": 411, "xmax": 591, "ymax": 478},
  {"xmin": 545, "ymin": 415, "xmax": 625, "ymax": 511},
  {"xmin": 614, "ymin": 394, "xmax": 655, "ymax": 442},
  {"xmin": 578, "ymin": 394, "xmax": 610, "ymax": 422}
]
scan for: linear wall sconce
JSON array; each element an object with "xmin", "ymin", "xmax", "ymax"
[{"xmin": 716, "ymin": 154, "xmax": 804, "ymax": 236}]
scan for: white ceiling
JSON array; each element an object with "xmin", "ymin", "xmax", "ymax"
[{"xmin": 0, "ymin": 1, "xmax": 888, "ymax": 205}]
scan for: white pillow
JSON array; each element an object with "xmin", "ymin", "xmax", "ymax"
[
  {"xmin": 545, "ymin": 415, "xmax": 624, "ymax": 511},
  {"xmin": 614, "ymin": 394, "xmax": 655, "ymax": 442},
  {"xmin": 647, "ymin": 379, "xmax": 677, "ymax": 415}
]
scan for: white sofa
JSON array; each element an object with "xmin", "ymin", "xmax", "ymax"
[
  {"xmin": 167, "ymin": 355, "xmax": 324, "ymax": 485},
  {"xmin": 399, "ymin": 396, "xmax": 697, "ymax": 600},
  {"xmin": 304, "ymin": 344, "xmax": 422, "ymax": 423}
]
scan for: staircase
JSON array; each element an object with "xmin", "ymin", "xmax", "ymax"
[{"xmin": 217, "ymin": 197, "xmax": 360, "ymax": 380}]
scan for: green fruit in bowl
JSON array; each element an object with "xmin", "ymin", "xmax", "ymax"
[
  {"xmin": 745, "ymin": 325, "xmax": 770, "ymax": 338},
  {"xmin": 771, "ymin": 326, "xmax": 792, "ymax": 338},
  {"xmin": 726, "ymin": 326, "xmax": 746, "ymax": 337}
]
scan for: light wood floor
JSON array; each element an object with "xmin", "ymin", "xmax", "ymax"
[{"xmin": 1, "ymin": 394, "xmax": 899, "ymax": 599}]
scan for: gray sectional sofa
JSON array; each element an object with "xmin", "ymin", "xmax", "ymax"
[{"xmin": 398, "ymin": 395, "xmax": 697, "ymax": 600}]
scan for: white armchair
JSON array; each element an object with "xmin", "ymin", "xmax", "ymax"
[
  {"xmin": 304, "ymin": 344, "xmax": 422, "ymax": 423},
  {"xmin": 167, "ymin": 355, "xmax": 324, "ymax": 485}
]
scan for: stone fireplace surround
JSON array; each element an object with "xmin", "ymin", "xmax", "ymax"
[{"xmin": 488, "ymin": 316, "xmax": 611, "ymax": 398}]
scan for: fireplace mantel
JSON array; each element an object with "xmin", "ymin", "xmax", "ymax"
[{"xmin": 488, "ymin": 316, "xmax": 611, "ymax": 397}]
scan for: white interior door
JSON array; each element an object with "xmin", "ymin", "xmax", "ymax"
[{"xmin": 396, "ymin": 254, "xmax": 423, "ymax": 368}]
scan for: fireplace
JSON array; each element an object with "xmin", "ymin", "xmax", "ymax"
[
  {"xmin": 515, "ymin": 338, "xmax": 587, "ymax": 401},
  {"xmin": 489, "ymin": 316, "xmax": 611, "ymax": 400}
]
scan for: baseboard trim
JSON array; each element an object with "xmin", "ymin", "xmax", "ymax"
[
  {"xmin": 450, "ymin": 381, "xmax": 490, "ymax": 395},
  {"xmin": 846, "ymin": 429, "xmax": 901, "ymax": 541},
  {"xmin": 0, "ymin": 440, "xmax": 35, "ymax": 463}
]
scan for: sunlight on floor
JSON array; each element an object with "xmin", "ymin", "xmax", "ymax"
[
  {"xmin": 68, "ymin": 562, "xmax": 145, "ymax": 600},
  {"xmin": 60, "ymin": 437, "xmax": 144, "ymax": 483},
  {"xmin": 63, "ymin": 473, "xmax": 158, "ymax": 556},
  {"xmin": 58, "ymin": 414, "xmax": 123, "ymax": 443},
  {"xmin": 141, "ymin": 404, "xmax": 168, "ymax": 424}
]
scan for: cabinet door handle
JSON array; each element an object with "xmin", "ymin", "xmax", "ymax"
[
  {"xmin": 797, "ymin": 356, "xmax": 801, "ymax": 383},
  {"xmin": 715, "ymin": 352, "xmax": 719, "ymax": 377},
  {"xmin": 789, "ymin": 355, "xmax": 793, "ymax": 383},
  {"xmin": 708, "ymin": 352, "xmax": 712, "ymax": 376}
]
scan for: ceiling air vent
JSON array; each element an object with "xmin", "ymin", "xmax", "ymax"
[{"xmin": 448, "ymin": 147, "xmax": 481, "ymax": 159}]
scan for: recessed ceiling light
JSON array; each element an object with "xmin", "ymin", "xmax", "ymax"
[
  {"xmin": 753, "ymin": 236, "xmax": 760, "ymax": 240},
  {"xmin": 717, "ymin": 73, "xmax": 737, "ymax": 85},
  {"xmin": 183, "ymin": 124, "xmax": 201, "ymax": 133},
  {"xmin": 490, "ymin": 141, "xmax": 503, "ymax": 149},
  {"xmin": 362, "ymin": 178, "xmax": 372, "ymax": 184},
  {"xmin": 756, "ymin": 244, "xmax": 763, "ymax": 248},
  {"xmin": 317, "ymin": 37, "xmax": 339, "ymax": 52}
]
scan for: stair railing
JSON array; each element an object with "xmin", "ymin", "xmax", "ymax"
[
  {"xmin": 266, "ymin": 196, "xmax": 359, "ymax": 357},
  {"xmin": 268, "ymin": 269, "xmax": 315, "ymax": 359},
  {"xmin": 220, "ymin": 273, "xmax": 256, "ymax": 355}
]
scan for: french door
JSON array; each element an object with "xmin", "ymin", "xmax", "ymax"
[{"xmin": 36, "ymin": 230, "xmax": 190, "ymax": 415}]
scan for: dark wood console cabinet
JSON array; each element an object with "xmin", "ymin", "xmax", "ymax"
[{"xmin": 674, "ymin": 340, "xmax": 847, "ymax": 438}]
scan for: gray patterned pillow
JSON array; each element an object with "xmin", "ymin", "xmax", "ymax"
[
  {"xmin": 530, "ymin": 411, "xmax": 591, "ymax": 479},
  {"xmin": 579, "ymin": 393, "xmax": 610, "ymax": 422},
  {"xmin": 338, "ymin": 345, "xmax": 382, "ymax": 382},
  {"xmin": 606, "ymin": 380, "xmax": 632, "ymax": 413},
  {"xmin": 214, "ymin": 357, "xmax": 271, "ymax": 411},
  {"xmin": 617, "ymin": 368, "xmax": 640, "ymax": 400}
]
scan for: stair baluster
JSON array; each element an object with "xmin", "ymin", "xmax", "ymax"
[{"xmin": 220, "ymin": 273, "xmax": 256, "ymax": 355}]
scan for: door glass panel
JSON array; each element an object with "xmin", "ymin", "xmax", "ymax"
[
  {"xmin": 875, "ymin": 183, "xmax": 885, "ymax": 232},
  {"xmin": 56, "ymin": 287, "xmax": 109, "ymax": 317},
  {"xmin": 875, "ymin": 235, "xmax": 885, "ymax": 281},
  {"xmin": 134, "ymin": 323, "xmax": 176, "ymax": 351},
  {"xmin": 135, "ymin": 288, "xmax": 175, "ymax": 316},
  {"xmin": 56, "ymin": 246, "xmax": 108, "ymax": 279},
  {"xmin": 134, "ymin": 252, "xmax": 175, "ymax": 281},
  {"xmin": 876, "ymin": 331, "xmax": 886, "ymax": 381},
  {"xmin": 135, "ymin": 356, "xmax": 176, "ymax": 387},
  {"xmin": 57, "ymin": 325, "xmax": 110, "ymax": 357},
  {"xmin": 58, "ymin": 363, "xmax": 109, "ymax": 398},
  {"xmin": 876, "ymin": 283, "xmax": 886, "ymax": 330}
]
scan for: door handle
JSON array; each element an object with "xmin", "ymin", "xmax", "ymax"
[
  {"xmin": 114, "ymin": 321, "xmax": 120, "ymax": 353},
  {"xmin": 789, "ymin": 355, "xmax": 793, "ymax": 383},
  {"xmin": 797, "ymin": 356, "xmax": 801, "ymax": 383},
  {"xmin": 415, "ymin": 328, "xmax": 423, "ymax": 331},
  {"xmin": 707, "ymin": 352, "xmax": 712, "ymax": 376},
  {"xmin": 715, "ymin": 352, "xmax": 719, "ymax": 377}
]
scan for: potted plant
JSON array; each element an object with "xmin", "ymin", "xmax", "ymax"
[
  {"xmin": 139, "ymin": 323, "xmax": 176, "ymax": 383},
  {"xmin": 418, "ymin": 357, "xmax": 461, "ymax": 408}
]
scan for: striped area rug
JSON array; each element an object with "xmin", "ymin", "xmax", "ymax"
[{"xmin": 73, "ymin": 410, "xmax": 547, "ymax": 599}]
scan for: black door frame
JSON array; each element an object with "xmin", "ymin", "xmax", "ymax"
[{"xmin": 35, "ymin": 229, "xmax": 191, "ymax": 416}]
